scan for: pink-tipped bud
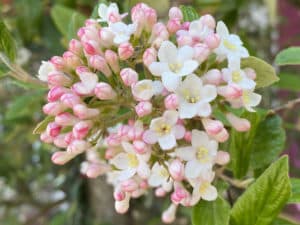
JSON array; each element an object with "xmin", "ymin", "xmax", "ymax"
[
  {"xmin": 215, "ymin": 151, "xmax": 230, "ymax": 165},
  {"xmin": 86, "ymin": 163, "xmax": 108, "ymax": 178},
  {"xmin": 121, "ymin": 179, "xmax": 138, "ymax": 192},
  {"xmin": 226, "ymin": 113, "xmax": 251, "ymax": 132},
  {"xmin": 89, "ymin": 55, "xmax": 112, "ymax": 77},
  {"xmin": 155, "ymin": 187, "xmax": 166, "ymax": 197},
  {"xmin": 82, "ymin": 40, "xmax": 101, "ymax": 56},
  {"xmin": 72, "ymin": 82, "xmax": 94, "ymax": 96},
  {"xmin": 167, "ymin": 18, "xmax": 181, "ymax": 33},
  {"xmin": 40, "ymin": 132, "xmax": 53, "ymax": 143},
  {"xmin": 46, "ymin": 122, "xmax": 62, "ymax": 138},
  {"xmin": 135, "ymin": 101, "xmax": 152, "ymax": 117},
  {"xmin": 152, "ymin": 23, "xmax": 169, "ymax": 41},
  {"xmin": 60, "ymin": 93, "xmax": 82, "ymax": 108},
  {"xmin": 120, "ymin": 68, "xmax": 138, "ymax": 86},
  {"xmin": 69, "ymin": 39, "xmax": 82, "ymax": 55},
  {"xmin": 184, "ymin": 131, "xmax": 192, "ymax": 142},
  {"xmin": 244, "ymin": 68, "xmax": 256, "ymax": 80},
  {"xmin": 118, "ymin": 43, "xmax": 134, "ymax": 60},
  {"xmin": 118, "ymin": 125, "xmax": 131, "ymax": 137},
  {"xmin": 73, "ymin": 120, "xmax": 92, "ymax": 139},
  {"xmin": 143, "ymin": 47, "xmax": 157, "ymax": 67},
  {"xmin": 202, "ymin": 69, "xmax": 222, "ymax": 85},
  {"xmin": 43, "ymin": 102, "xmax": 66, "ymax": 116},
  {"xmin": 115, "ymin": 194, "xmax": 130, "ymax": 214},
  {"xmin": 177, "ymin": 34, "xmax": 193, "ymax": 47},
  {"xmin": 171, "ymin": 187, "xmax": 188, "ymax": 204},
  {"xmin": 105, "ymin": 50, "xmax": 120, "ymax": 74},
  {"xmin": 140, "ymin": 180, "xmax": 148, "ymax": 189},
  {"xmin": 94, "ymin": 82, "xmax": 117, "ymax": 100},
  {"xmin": 162, "ymin": 204, "xmax": 177, "ymax": 224},
  {"xmin": 106, "ymin": 134, "xmax": 121, "ymax": 147},
  {"xmin": 67, "ymin": 140, "xmax": 90, "ymax": 155},
  {"xmin": 48, "ymin": 71, "xmax": 72, "ymax": 87},
  {"xmin": 164, "ymin": 94, "xmax": 178, "ymax": 110},
  {"xmin": 214, "ymin": 128, "xmax": 229, "ymax": 143},
  {"xmin": 105, "ymin": 148, "xmax": 115, "ymax": 159},
  {"xmin": 133, "ymin": 140, "xmax": 147, "ymax": 154},
  {"xmin": 114, "ymin": 190, "xmax": 126, "ymax": 201},
  {"xmin": 53, "ymin": 134, "xmax": 68, "ymax": 148},
  {"xmin": 50, "ymin": 56, "xmax": 65, "ymax": 70},
  {"xmin": 85, "ymin": 18, "xmax": 98, "ymax": 27},
  {"xmin": 73, "ymin": 104, "xmax": 99, "ymax": 119},
  {"xmin": 204, "ymin": 33, "xmax": 220, "ymax": 49},
  {"xmin": 202, "ymin": 118, "xmax": 224, "ymax": 136},
  {"xmin": 51, "ymin": 151, "xmax": 75, "ymax": 165},
  {"xmin": 64, "ymin": 132, "xmax": 74, "ymax": 145},
  {"xmin": 169, "ymin": 7, "xmax": 183, "ymax": 20},
  {"xmin": 47, "ymin": 86, "xmax": 70, "ymax": 102},
  {"xmin": 169, "ymin": 159, "xmax": 184, "ymax": 181},
  {"xmin": 76, "ymin": 66, "xmax": 89, "ymax": 74},
  {"xmin": 62, "ymin": 51, "xmax": 81, "ymax": 69},
  {"xmin": 194, "ymin": 43, "xmax": 210, "ymax": 63},
  {"xmin": 181, "ymin": 21, "xmax": 190, "ymax": 30},
  {"xmin": 200, "ymin": 14, "xmax": 216, "ymax": 29},
  {"xmin": 217, "ymin": 84, "xmax": 243, "ymax": 100},
  {"xmin": 99, "ymin": 28, "xmax": 114, "ymax": 47},
  {"xmin": 55, "ymin": 112, "xmax": 79, "ymax": 126}
]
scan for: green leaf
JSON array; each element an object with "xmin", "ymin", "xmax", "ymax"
[
  {"xmin": 250, "ymin": 114, "xmax": 286, "ymax": 169},
  {"xmin": 288, "ymin": 178, "xmax": 300, "ymax": 203},
  {"xmin": 192, "ymin": 197, "xmax": 231, "ymax": 225},
  {"xmin": 275, "ymin": 47, "xmax": 300, "ymax": 65},
  {"xmin": 0, "ymin": 20, "xmax": 17, "ymax": 61},
  {"xmin": 271, "ymin": 217, "xmax": 300, "ymax": 225},
  {"xmin": 230, "ymin": 156, "xmax": 291, "ymax": 225},
  {"xmin": 275, "ymin": 73, "xmax": 300, "ymax": 92},
  {"xmin": 241, "ymin": 56, "xmax": 279, "ymax": 88},
  {"xmin": 180, "ymin": 5, "xmax": 199, "ymax": 22},
  {"xmin": 33, "ymin": 116, "xmax": 55, "ymax": 135},
  {"xmin": 50, "ymin": 4, "xmax": 87, "ymax": 39},
  {"xmin": 0, "ymin": 63, "xmax": 10, "ymax": 77}
]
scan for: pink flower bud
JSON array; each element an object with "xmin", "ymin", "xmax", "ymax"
[
  {"xmin": 86, "ymin": 163, "xmax": 109, "ymax": 178},
  {"xmin": 105, "ymin": 148, "xmax": 115, "ymax": 159},
  {"xmin": 155, "ymin": 187, "xmax": 166, "ymax": 197},
  {"xmin": 200, "ymin": 14, "xmax": 216, "ymax": 29},
  {"xmin": 214, "ymin": 128, "xmax": 229, "ymax": 143},
  {"xmin": 140, "ymin": 180, "xmax": 148, "ymax": 189},
  {"xmin": 202, "ymin": 118, "xmax": 224, "ymax": 136},
  {"xmin": 118, "ymin": 43, "xmax": 134, "ymax": 60},
  {"xmin": 215, "ymin": 151, "xmax": 230, "ymax": 165},
  {"xmin": 135, "ymin": 101, "xmax": 152, "ymax": 117},
  {"xmin": 164, "ymin": 94, "xmax": 178, "ymax": 110},
  {"xmin": 133, "ymin": 140, "xmax": 147, "ymax": 154},
  {"xmin": 72, "ymin": 82, "xmax": 94, "ymax": 96},
  {"xmin": 105, "ymin": 50, "xmax": 120, "ymax": 74},
  {"xmin": 89, "ymin": 55, "xmax": 112, "ymax": 77},
  {"xmin": 43, "ymin": 102, "xmax": 66, "ymax": 116},
  {"xmin": 51, "ymin": 151, "xmax": 76, "ymax": 165},
  {"xmin": 151, "ymin": 23, "xmax": 169, "ymax": 41},
  {"xmin": 162, "ymin": 204, "xmax": 177, "ymax": 224},
  {"xmin": 143, "ymin": 47, "xmax": 157, "ymax": 67},
  {"xmin": 53, "ymin": 134, "xmax": 68, "ymax": 148},
  {"xmin": 169, "ymin": 159, "xmax": 184, "ymax": 181},
  {"xmin": 169, "ymin": 7, "xmax": 183, "ymax": 20},
  {"xmin": 62, "ymin": 51, "xmax": 81, "ymax": 69},
  {"xmin": 47, "ymin": 86, "xmax": 70, "ymax": 102},
  {"xmin": 72, "ymin": 120, "xmax": 92, "ymax": 139},
  {"xmin": 85, "ymin": 19, "xmax": 98, "ymax": 27},
  {"xmin": 78, "ymin": 26, "xmax": 99, "ymax": 42},
  {"xmin": 114, "ymin": 189, "xmax": 126, "ymax": 201},
  {"xmin": 64, "ymin": 132, "xmax": 74, "ymax": 145},
  {"xmin": 244, "ymin": 68, "xmax": 256, "ymax": 80},
  {"xmin": 181, "ymin": 22, "xmax": 190, "ymax": 30},
  {"xmin": 82, "ymin": 40, "xmax": 101, "ymax": 55},
  {"xmin": 73, "ymin": 104, "xmax": 99, "ymax": 119},
  {"xmin": 226, "ymin": 113, "xmax": 251, "ymax": 132},
  {"xmin": 40, "ymin": 132, "xmax": 53, "ymax": 143},
  {"xmin": 115, "ymin": 194, "xmax": 130, "ymax": 214},
  {"xmin": 177, "ymin": 35, "xmax": 193, "ymax": 47},
  {"xmin": 120, "ymin": 68, "xmax": 138, "ymax": 86},
  {"xmin": 94, "ymin": 82, "xmax": 117, "ymax": 100},
  {"xmin": 106, "ymin": 134, "xmax": 121, "ymax": 147},
  {"xmin": 46, "ymin": 122, "xmax": 62, "ymax": 138},
  {"xmin": 131, "ymin": 3, "xmax": 157, "ymax": 34},
  {"xmin": 167, "ymin": 18, "xmax": 181, "ymax": 33},
  {"xmin": 76, "ymin": 66, "xmax": 89, "ymax": 74},
  {"xmin": 194, "ymin": 43, "xmax": 210, "ymax": 63},
  {"xmin": 67, "ymin": 140, "xmax": 90, "ymax": 154},
  {"xmin": 121, "ymin": 179, "xmax": 138, "ymax": 192},
  {"xmin": 48, "ymin": 71, "xmax": 72, "ymax": 87},
  {"xmin": 184, "ymin": 131, "xmax": 192, "ymax": 142},
  {"xmin": 217, "ymin": 84, "xmax": 243, "ymax": 100},
  {"xmin": 60, "ymin": 93, "xmax": 82, "ymax": 108},
  {"xmin": 171, "ymin": 187, "xmax": 188, "ymax": 204},
  {"xmin": 99, "ymin": 28, "xmax": 114, "ymax": 47},
  {"xmin": 50, "ymin": 56, "xmax": 65, "ymax": 70},
  {"xmin": 55, "ymin": 112, "xmax": 79, "ymax": 126},
  {"xmin": 69, "ymin": 39, "xmax": 82, "ymax": 55},
  {"xmin": 118, "ymin": 125, "xmax": 131, "ymax": 138},
  {"xmin": 202, "ymin": 69, "xmax": 222, "ymax": 85},
  {"xmin": 204, "ymin": 33, "xmax": 220, "ymax": 49}
]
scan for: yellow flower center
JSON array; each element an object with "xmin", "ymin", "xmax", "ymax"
[
  {"xmin": 196, "ymin": 146, "xmax": 209, "ymax": 163},
  {"xmin": 128, "ymin": 153, "xmax": 139, "ymax": 168},
  {"xmin": 137, "ymin": 83, "xmax": 152, "ymax": 92},
  {"xmin": 199, "ymin": 181, "xmax": 210, "ymax": 194},
  {"xmin": 157, "ymin": 123, "xmax": 171, "ymax": 136},
  {"xmin": 232, "ymin": 71, "xmax": 242, "ymax": 82},
  {"xmin": 223, "ymin": 39, "xmax": 237, "ymax": 51},
  {"xmin": 159, "ymin": 168, "xmax": 169, "ymax": 178},
  {"xmin": 169, "ymin": 62, "xmax": 183, "ymax": 73},
  {"xmin": 182, "ymin": 89, "xmax": 200, "ymax": 103}
]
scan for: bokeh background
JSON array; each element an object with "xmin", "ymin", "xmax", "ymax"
[{"xmin": 0, "ymin": 0, "xmax": 299, "ymax": 224}]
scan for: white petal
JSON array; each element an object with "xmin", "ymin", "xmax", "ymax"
[
  {"xmin": 98, "ymin": 4, "xmax": 108, "ymax": 19},
  {"xmin": 143, "ymin": 130, "xmax": 158, "ymax": 144},
  {"xmin": 162, "ymin": 72, "xmax": 181, "ymax": 91},
  {"xmin": 118, "ymin": 168, "xmax": 136, "ymax": 181},
  {"xmin": 158, "ymin": 41, "xmax": 177, "ymax": 63},
  {"xmin": 216, "ymin": 21, "xmax": 229, "ymax": 37},
  {"xmin": 191, "ymin": 130, "xmax": 209, "ymax": 147},
  {"xmin": 201, "ymin": 184, "xmax": 218, "ymax": 201},
  {"xmin": 178, "ymin": 45, "xmax": 194, "ymax": 61},
  {"xmin": 114, "ymin": 34, "xmax": 129, "ymax": 44},
  {"xmin": 179, "ymin": 102, "xmax": 198, "ymax": 119},
  {"xmin": 178, "ymin": 60, "xmax": 199, "ymax": 76},
  {"xmin": 121, "ymin": 142, "xmax": 135, "ymax": 154},
  {"xmin": 173, "ymin": 124, "xmax": 185, "ymax": 139},
  {"xmin": 158, "ymin": 134, "xmax": 176, "ymax": 150},
  {"xmin": 148, "ymin": 62, "xmax": 170, "ymax": 76},
  {"xmin": 197, "ymin": 102, "xmax": 212, "ymax": 117},
  {"xmin": 110, "ymin": 153, "xmax": 129, "ymax": 170},
  {"xmin": 175, "ymin": 146, "xmax": 195, "ymax": 161},
  {"xmin": 249, "ymin": 92, "xmax": 262, "ymax": 107},
  {"xmin": 152, "ymin": 80, "xmax": 164, "ymax": 95},
  {"xmin": 200, "ymin": 85, "xmax": 217, "ymax": 102},
  {"xmin": 185, "ymin": 160, "xmax": 202, "ymax": 179},
  {"xmin": 148, "ymin": 173, "xmax": 165, "ymax": 187},
  {"xmin": 163, "ymin": 110, "xmax": 178, "ymax": 125},
  {"xmin": 137, "ymin": 161, "xmax": 150, "ymax": 179}
]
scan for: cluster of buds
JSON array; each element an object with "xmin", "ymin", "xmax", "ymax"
[{"xmin": 37, "ymin": 2, "xmax": 261, "ymax": 223}]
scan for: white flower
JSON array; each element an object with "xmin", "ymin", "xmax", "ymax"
[
  {"xmin": 214, "ymin": 21, "xmax": 249, "ymax": 63},
  {"xmin": 110, "ymin": 22, "xmax": 136, "ymax": 45},
  {"xmin": 132, "ymin": 80, "xmax": 163, "ymax": 101},
  {"xmin": 176, "ymin": 74, "xmax": 217, "ymax": 119},
  {"xmin": 144, "ymin": 110, "xmax": 185, "ymax": 150},
  {"xmin": 148, "ymin": 162, "xmax": 173, "ymax": 191},
  {"xmin": 190, "ymin": 171, "xmax": 218, "ymax": 204},
  {"xmin": 38, "ymin": 61, "xmax": 55, "ymax": 81},
  {"xmin": 222, "ymin": 59, "xmax": 256, "ymax": 90},
  {"xmin": 241, "ymin": 89, "xmax": 261, "ymax": 112},
  {"xmin": 176, "ymin": 130, "xmax": 218, "ymax": 179},
  {"xmin": 149, "ymin": 41, "xmax": 199, "ymax": 91},
  {"xmin": 188, "ymin": 19, "xmax": 214, "ymax": 42},
  {"xmin": 98, "ymin": 3, "xmax": 120, "ymax": 23},
  {"xmin": 110, "ymin": 142, "xmax": 150, "ymax": 181}
]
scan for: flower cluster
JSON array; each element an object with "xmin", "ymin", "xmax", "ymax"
[{"xmin": 37, "ymin": 2, "xmax": 261, "ymax": 223}]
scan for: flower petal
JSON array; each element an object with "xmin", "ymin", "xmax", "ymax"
[
  {"xmin": 118, "ymin": 168, "xmax": 136, "ymax": 181},
  {"xmin": 173, "ymin": 124, "xmax": 185, "ymax": 139},
  {"xmin": 185, "ymin": 160, "xmax": 202, "ymax": 179},
  {"xmin": 162, "ymin": 72, "xmax": 181, "ymax": 91},
  {"xmin": 179, "ymin": 102, "xmax": 198, "ymax": 119},
  {"xmin": 158, "ymin": 134, "xmax": 176, "ymax": 150},
  {"xmin": 163, "ymin": 110, "xmax": 178, "ymax": 125},
  {"xmin": 178, "ymin": 60, "xmax": 199, "ymax": 76},
  {"xmin": 178, "ymin": 45, "xmax": 194, "ymax": 61},
  {"xmin": 216, "ymin": 21, "xmax": 229, "ymax": 37},
  {"xmin": 148, "ymin": 62, "xmax": 170, "ymax": 76},
  {"xmin": 110, "ymin": 153, "xmax": 129, "ymax": 170},
  {"xmin": 201, "ymin": 184, "xmax": 218, "ymax": 201},
  {"xmin": 200, "ymin": 85, "xmax": 217, "ymax": 102},
  {"xmin": 197, "ymin": 102, "xmax": 212, "ymax": 117},
  {"xmin": 158, "ymin": 41, "xmax": 177, "ymax": 63},
  {"xmin": 175, "ymin": 146, "xmax": 195, "ymax": 161}
]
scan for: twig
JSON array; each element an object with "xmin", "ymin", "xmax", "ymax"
[
  {"xmin": 271, "ymin": 98, "xmax": 300, "ymax": 113},
  {"xmin": 217, "ymin": 172, "xmax": 254, "ymax": 189},
  {"xmin": 279, "ymin": 213, "xmax": 300, "ymax": 225}
]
